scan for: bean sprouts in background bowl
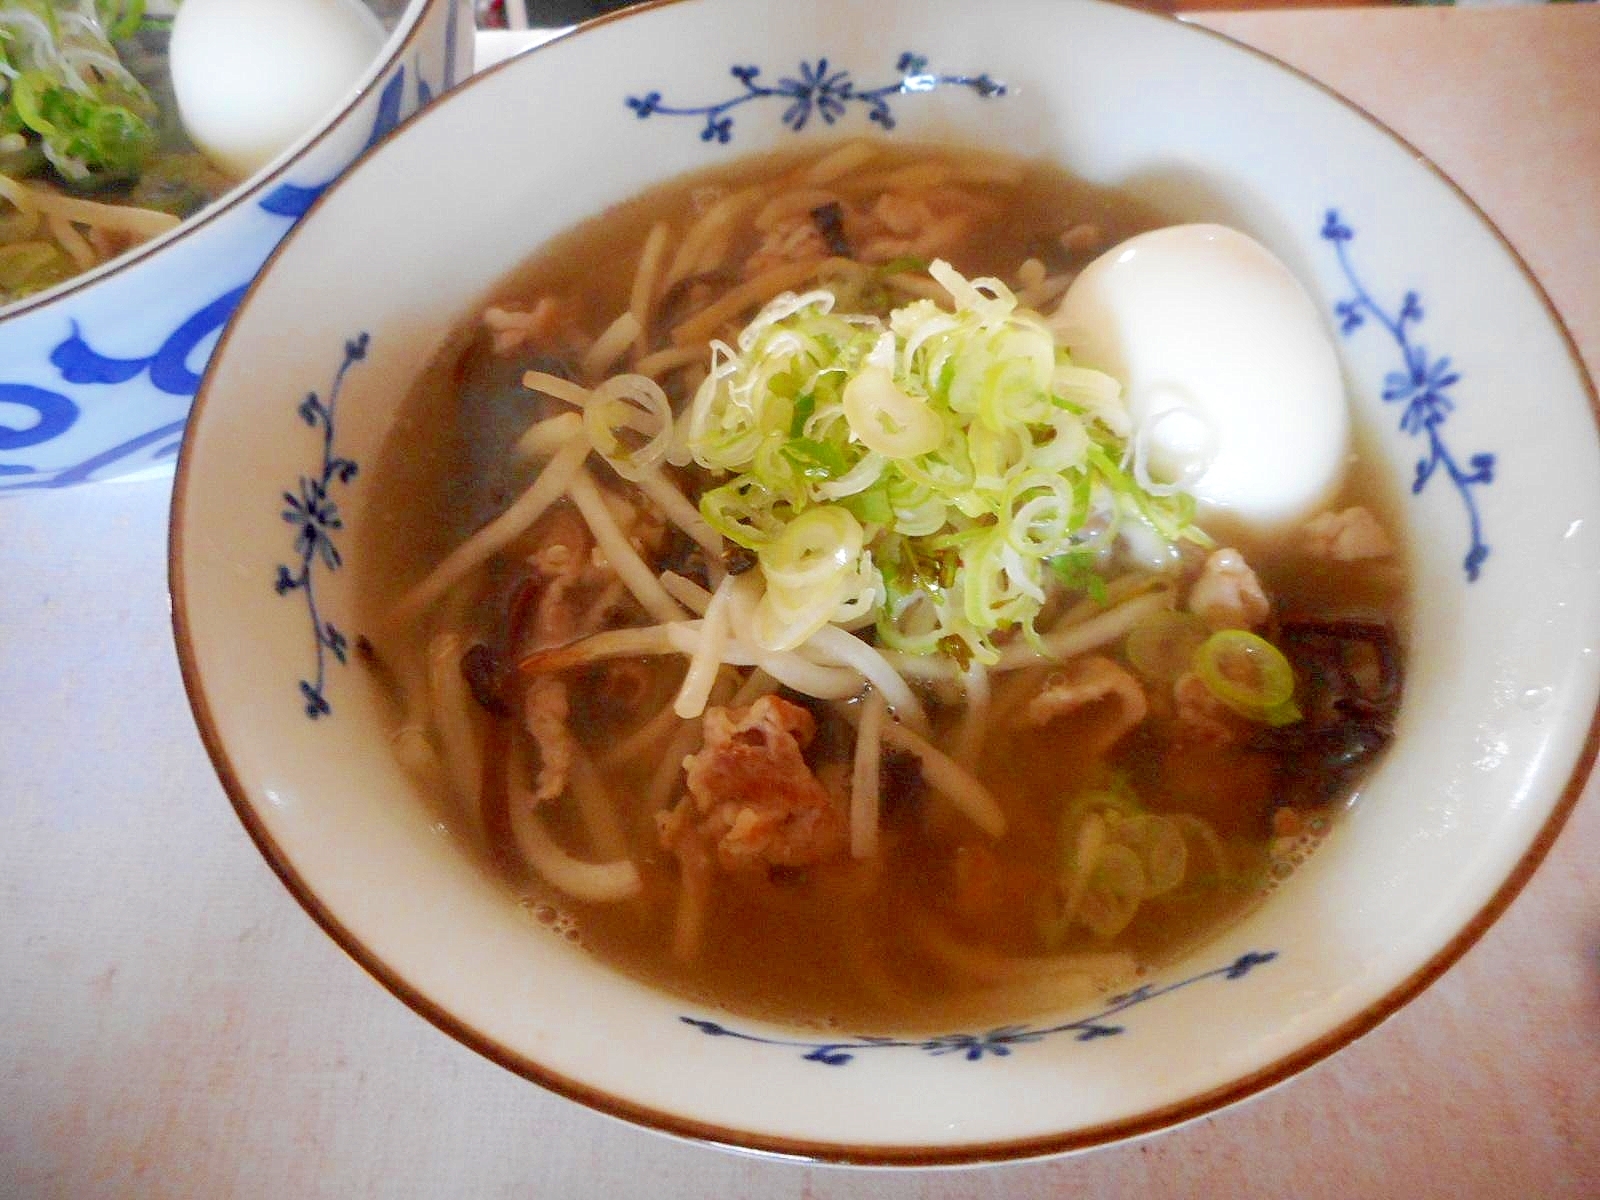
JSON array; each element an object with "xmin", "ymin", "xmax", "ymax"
[
  {"xmin": 171, "ymin": 0, "xmax": 1600, "ymax": 1164},
  {"xmin": 0, "ymin": 0, "xmax": 470, "ymax": 491}
]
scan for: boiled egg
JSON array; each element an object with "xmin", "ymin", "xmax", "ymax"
[
  {"xmin": 1054, "ymin": 224, "xmax": 1349, "ymax": 529},
  {"xmin": 170, "ymin": 0, "xmax": 388, "ymax": 180}
]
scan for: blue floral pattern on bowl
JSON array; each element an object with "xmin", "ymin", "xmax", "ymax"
[
  {"xmin": 275, "ymin": 334, "xmax": 367, "ymax": 719},
  {"xmin": 626, "ymin": 52, "xmax": 1006, "ymax": 144},
  {"xmin": 681, "ymin": 950, "xmax": 1278, "ymax": 1065},
  {"xmin": 1323, "ymin": 209, "xmax": 1495, "ymax": 580}
]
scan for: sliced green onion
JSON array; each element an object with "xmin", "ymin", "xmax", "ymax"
[
  {"xmin": 758, "ymin": 504, "xmax": 863, "ymax": 592},
  {"xmin": 841, "ymin": 364, "xmax": 943, "ymax": 458},
  {"xmin": 1077, "ymin": 844, "xmax": 1146, "ymax": 940},
  {"xmin": 1193, "ymin": 629, "xmax": 1302, "ymax": 726},
  {"xmin": 1118, "ymin": 815, "xmax": 1187, "ymax": 896},
  {"xmin": 682, "ymin": 258, "xmax": 1204, "ymax": 663},
  {"xmin": 0, "ymin": 5, "xmax": 157, "ymax": 183},
  {"xmin": 581, "ymin": 374, "xmax": 673, "ymax": 482}
]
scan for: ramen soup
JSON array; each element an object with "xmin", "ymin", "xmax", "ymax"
[
  {"xmin": 0, "ymin": 0, "xmax": 394, "ymax": 305},
  {"xmin": 360, "ymin": 141, "xmax": 1407, "ymax": 1031}
]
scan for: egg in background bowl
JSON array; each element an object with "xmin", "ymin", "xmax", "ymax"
[
  {"xmin": 0, "ymin": 0, "xmax": 471, "ymax": 492},
  {"xmin": 171, "ymin": 0, "xmax": 1600, "ymax": 1164}
]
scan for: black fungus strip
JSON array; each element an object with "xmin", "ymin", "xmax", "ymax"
[
  {"xmin": 657, "ymin": 268, "xmax": 741, "ymax": 330},
  {"xmin": 880, "ymin": 749, "xmax": 927, "ymax": 820},
  {"xmin": 461, "ymin": 643, "xmax": 511, "ymax": 717},
  {"xmin": 722, "ymin": 545, "xmax": 758, "ymax": 576},
  {"xmin": 810, "ymin": 201, "xmax": 853, "ymax": 258},
  {"xmin": 1252, "ymin": 615, "xmax": 1403, "ymax": 808}
]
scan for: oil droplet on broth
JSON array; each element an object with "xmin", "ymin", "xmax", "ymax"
[{"xmin": 520, "ymin": 896, "xmax": 581, "ymax": 943}]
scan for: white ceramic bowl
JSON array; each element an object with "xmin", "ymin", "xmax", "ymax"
[
  {"xmin": 170, "ymin": 0, "xmax": 1600, "ymax": 1163},
  {"xmin": 0, "ymin": 0, "xmax": 471, "ymax": 492}
]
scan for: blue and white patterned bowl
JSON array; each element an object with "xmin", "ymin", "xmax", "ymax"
[
  {"xmin": 170, "ymin": 0, "xmax": 1600, "ymax": 1163},
  {"xmin": 0, "ymin": 0, "xmax": 472, "ymax": 493}
]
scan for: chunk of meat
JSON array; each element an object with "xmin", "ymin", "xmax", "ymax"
[
  {"xmin": 1302, "ymin": 506, "xmax": 1395, "ymax": 562},
  {"xmin": 518, "ymin": 506, "xmax": 602, "ymax": 651},
  {"xmin": 523, "ymin": 675, "xmax": 574, "ymax": 804},
  {"xmin": 744, "ymin": 214, "xmax": 829, "ymax": 277},
  {"xmin": 1186, "ymin": 548, "xmax": 1270, "ymax": 632},
  {"xmin": 481, "ymin": 298, "xmax": 562, "ymax": 356},
  {"xmin": 659, "ymin": 696, "xmax": 848, "ymax": 872},
  {"xmin": 597, "ymin": 485, "xmax": 668, "ymax": 563},
  {"xmin": 1026, "ymin": 655, "xmax": 1149, "ymax": 756},
  {"xmin": 859, "ymin": 192, "xmax": 975, "ymax": 263},
  {"xmin": 513, "ymin": 505, "xmax": 635, "ymax": 655},
  {"xmin": 1172, "ymin": 670, "xmax": 1251, "ymax": 745}
]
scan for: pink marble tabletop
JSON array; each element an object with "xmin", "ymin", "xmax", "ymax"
[{"xmin": 2, "ymin": 7, "xmax": 1596, "ymax": 1197}]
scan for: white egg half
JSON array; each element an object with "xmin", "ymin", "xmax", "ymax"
[
  {"xmin": 1054, "ymin": 224, "xmax": 1349, "ymax": 529},
  {"xmin": 170, "ymin": 0, "xmax": 388, "ymax": 180}
]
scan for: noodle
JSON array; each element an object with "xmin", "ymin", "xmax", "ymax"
[
  {"xmin": 565, "ymin": 466, "xmax": 687, "ymax": 624},
  {"xmin": 801, "ymin": 139, "xmax": 877, "ymax": 185},
  {"xmin": 666, "ymin": 186, "xmax": 760, "ymax": 286},
  {"xmin": 522, "ymin": 370, "xmax": 593, "ymax": 409},
  {"xmin": 508, "ymin": 780, "xmax": 642, "ymax": 904},
  {"xmin": 878, "ymin": 719, "xmax": 1006, "ymax": 838},
  {"xmin": 521, "ymin": 624, "xmax": 678, "ymax": 674},
  {"xmin": 674, "ymin": 577, "xmax": 733, "ymax": 719},
  {"xmin": 514, "ymin": 411, "xmax": 584, "ymax": 460},
  {"xmin": 630, "ymin": 466, "xmax": 725, "ymax": 574},
  {"xmin": 0, "ymin": 174, "xmax": 41, "ymax": 239},
  {"xmin": 633, "ymin": 344, "xmax": 706, "ymax": 380},
  {"xmin": 427, "ymin": 631, "xmax": 485, "ymax": 847},
  {"xmin": 954, "ymin": 660, "xmax": 991, "ymax": 768},
  {"xmin": 628, "ymin": 220, "xmax": 671, "ymax": 354},
  {"xmin": 657, "ymin": 571, "xmax": 712, "ymax": 616},
  {"xmin": 670, "ymin": 256, "xmax": 837, "ymax": 346},
  {"xmin": 754, "ymin": 188, "xmax": 840, "ymax": 232},
  {"xmin": 850, "ymin": 689, "xmax": 886, "ymax": 859},
  {"xmin": 26, "ymin": 185, "xmax": 182, "ymax": 240},
  {"xmin": 995, "ymin": 588, "xmax": 1173, "ymax": 670},
  {"xmin": 47, "ymin": 213, "xmax": 96, "ymax": 270},
  {"xmin": 581, "ymin": 311, "xmax": 643, "ymax": 381},
  {"xmin": 661, "ymin": 623, "xmax": 865, "ymax": 699},
  {"xmin": 801, "ymin": 624, "xmax": 927, "ymax": 733},
  {"xmin": 669, "ymin": 844, "xmax": 712, "ymax": 962},
  {"xmin": 568, "ymin": 747, "xmax": 629, "ymax": 861}
]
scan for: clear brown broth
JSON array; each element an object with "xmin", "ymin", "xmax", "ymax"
[{"xmin": 358, "ymin": 141, "xmax": 1410, "ymax": 1032}]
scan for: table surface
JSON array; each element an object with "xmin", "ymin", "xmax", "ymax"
[{"xmin": 4, "ymin": 8, "xmax": 1598, "ymax": 1198}]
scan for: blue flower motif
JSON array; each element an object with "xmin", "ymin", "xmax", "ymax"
[
  {"xmin": 1322, "ymin": 208, "xmax": 1494, "ymax": 582},
  {"xmin": 923, "ymin": 1026, "xmax": 1047, "ymax": 1061},
  {"xmin": 625, "ymin": 51, "xmax": 1006, "ymax": 146},
  {"xmin": 274, "ymin": 334, "xmax": 368, "ymax": 719},
  {"xmin": 284, "ymin": 475, "xmax": 345, "ymax": 571},
  {"xmin": 678, "ymin": 950, "xmax": 1278, "ymax": 1066},
  {"xmin": 1385, "ymin": 348, "xmax": 1460, "ymax": 437}
]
